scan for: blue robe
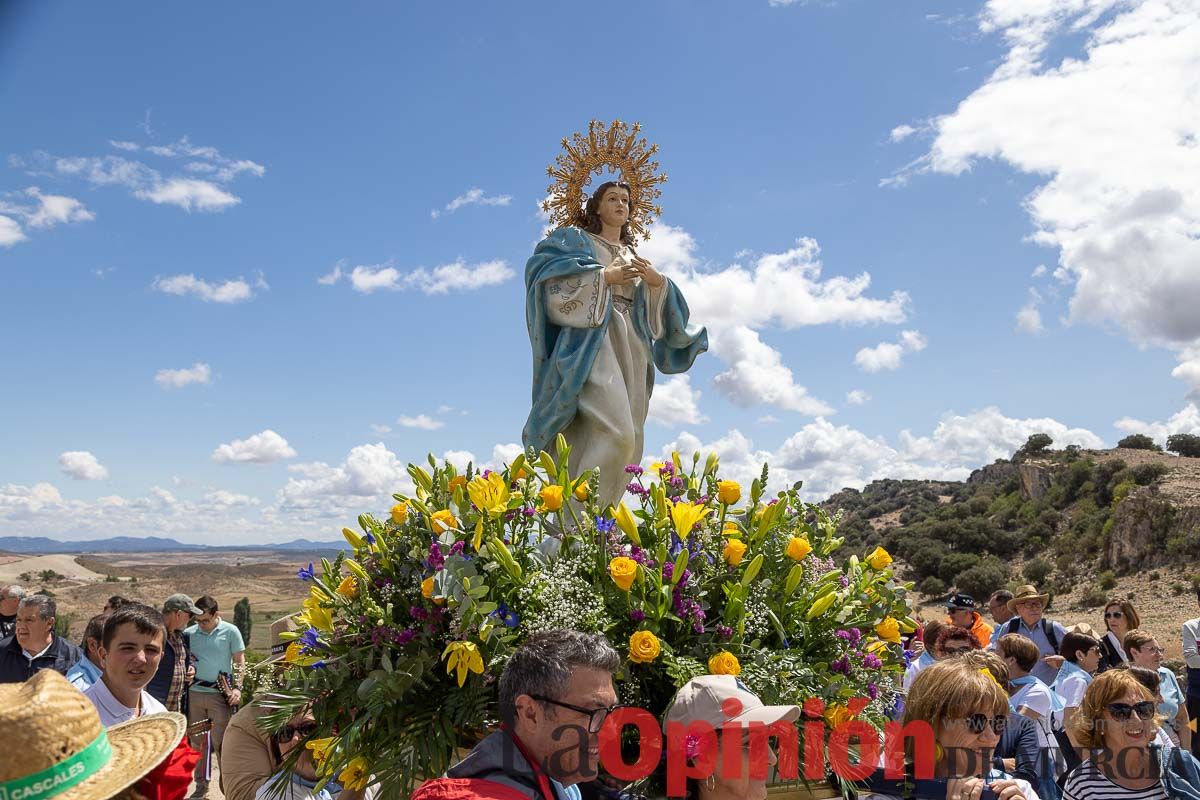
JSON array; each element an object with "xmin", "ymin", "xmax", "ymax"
[{"xmin": 522, "ymin": 226, "xmax": 708, "ymax": 456}]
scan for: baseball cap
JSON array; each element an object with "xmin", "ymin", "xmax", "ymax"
[
  {"xmin": 162, "ymin": 593, "xmax": 203, "ymax": 615},
  {"xmin": 946, "ymin": 593, "xmax": 977, "ymax": 611},
  {"xmin": 664, "ymin": 675, "xmax": 799, "ymax": 731}
]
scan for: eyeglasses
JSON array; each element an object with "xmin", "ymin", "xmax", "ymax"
[
  {"xmin": 1104, "ymin": 611, "xmax": 1124, "ymax": 619},
  {"xmin": 1106, "ymin": 702, "xmax": 1155, "ymax": 722},
  {"xmin": 1017, "ymin": 600, "xmax": 1043, "ymax": 608},
  {"xmin": 1141, "ymin": 646, "xmax": 1165, "ymax": 655},
  {"xmin": 274, "ymin": 721, "xmax": 318, "ymax": 743},
  {"xmin": 530, "ymin": 694, "xmax": 621, "ymax": 733},
  {"xmin": 960, "ymin": 714, "xmax": 1007, "ymax": 735}
]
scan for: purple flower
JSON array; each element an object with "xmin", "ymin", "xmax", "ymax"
[
  {"xmin": 863, "ymin": 652, "xmax": 883, "ymax": 669},
  {"xmin": 626, "ymin": 482, "xmax": 649, "ymax": 497},
  {"xmin": 410, "ymin": 607, "xmax": 429, "ymax": 620},
  {"xmin": 662, "ymin": 562, "xmax": 675, "ymax": 581},
  {"xmin": 867, "ymin": 682, "xmax": 879, "ymax": 700},
  {"xmin": 624, "ymin": 465, "xmax": 645, "ymax": 476},
  {"xmin": 830, "ymin": 655, "xmax": 851, "ymax": 676},
  {"xmin": 692, "ymin": 620, "xmax": 705, "ymax": 634},
  {"xmin": 297, "ymin": 563, "xmax": 315, "ymax": 582},
  {"xmin": 629, "ymin": 609, "xmax": 646, "ymax": 622},
  {"xmin": 839, "ymin": 575, "xmax": 850, "ymax": 588},
  {"xmin": 595, "ymin": 517, "xmax": 617, "ymax": 534},
  {"xmin": 449, "ymin": 540, "xmax": 466, "ymax": 556},
  {"xmin": 903, "ymin": 649, "xmax": 915, "ymax": 668},
  {"xmin": 427, "ymin": 542, "xmax": 445, "ymax": 570},
  {"xmin": 659, "ymin": 462, "xmax": 675, "ymax": 476},
  {"xmin": 522, "ymin": 506, "xmax": 536, "ymax": 517},
  {"xmin": 835, "ymin": 628, "xmax": 863, "ymax": 647},
  {"xmin": 716, "ymin": 625, "xmax": 734, "ymax": 640},
  {"xmin": 396, "ymin": 629, "xmax": 416, "ymax": 645}
]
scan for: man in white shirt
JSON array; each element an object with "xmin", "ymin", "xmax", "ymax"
[
  {"xmin": 65, "ymin": 611, "xmax": 109, "ymax": 689},
  {"xmin": 1182, "ymin": 588, "xmax": 1200, "ymax": 759},
  {"xmin": 996, "ymin": 633, "xmax": 1056, "ymax": 749},
  {"xmin": 83, "ymin": 602, "xmax": 168, "ymax": 726}
]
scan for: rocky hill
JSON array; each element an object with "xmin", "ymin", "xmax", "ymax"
[{"xmin": 823, "ymin": 445, "xmax": 1200, "ymax": 658}]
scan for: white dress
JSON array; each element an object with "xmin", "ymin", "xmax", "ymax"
[{"xmin": 543, "ymin": 232, "xmax": 667, "ymax": 508}]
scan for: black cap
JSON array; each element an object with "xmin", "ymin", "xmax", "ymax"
[{"xmin": 947, "ymin": 592, "xmax": 977, "ymax": 611}]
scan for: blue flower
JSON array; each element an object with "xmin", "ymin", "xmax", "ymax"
[
  {"xmin": 490, "ymin": 602, "xmax": 519, "ymax": 629},
  {"xmin": 365, "ymin": 533, "xmax": 377, "ymax": 545},
  {"xmin": 595, "ymin": 517, "xmax": 617, "ymax": 534},
  {"xmin": 297, "ymin": 563, "xmax": 315, "ymax": 582},
  {"xmin": 310, "ymin": 661, "xmax": 327, "ymax": 670},
  {"xmin": 299, "ymin": 627, "xmax": 324, "ymax": 650}
]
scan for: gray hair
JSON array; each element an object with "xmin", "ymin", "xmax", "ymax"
[
  {"xmin": 498, "ymin": 630, "xmax": 620, "ymax": 727},
  {"xmin": 2, "ymin": 585, "xmax": 26, "ymax": 601},
  {"xmin": 18, "ymin": 594, "xmax": 56, "ymax": 621}
]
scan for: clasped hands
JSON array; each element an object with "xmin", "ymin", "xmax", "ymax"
[{"xmin": 603, "ymin": 255, "xmax": 664, "ymax": 288}]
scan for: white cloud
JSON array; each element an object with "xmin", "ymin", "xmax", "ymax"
[
  {"xmin": 639, "ymin": 222, "xmax": 699, "ymax": 273},
  {"xmin": 0, "ymin": 216, "xmax": 25, "ymax": 247},
  {"xmin": 202, "ymin": 490, "xmax": 259, "ymax": 507},
  {"xmin": 277, "ymin": 443, "xmax": 413, "ymax": 519},
  {"xmin": 441, "ymin": 450, "xmax": 476, "ymax": 470},
  {"xmin": 890, "ymin": 124, "xmax": 917, "ymax": 142},
  {"xmin": 491, "ymin": 443, "xmax": 525, "ymax": 467},
  {"xmin": 647, "ymin": 375, "xmax": 707, "ymax": 426},
  {"xmin": 655, "ymin": 406, "xmax": 1105, "ymax": 501},
  {"xmin": 370, "ymin": 424, "xmax": 392, "ymax": 435},
  {"xmin": 109, "ymin": 140, "xmax": 140, "ymax": 152},
  {"xmin": 345, "ymin": 260, "xmax": 515, "ymax": 295},
  {"xmin": 711, "ymin": 326, "xmax": 835, "ymax": 415},
  {"xmin": 58, "ymin": 451, "xmax": 109, "ymax": 481},
  {"xmin": 1016, "ymin": 306, "xmax": 1044, "ymax": 334},
  {"xmin": 155, "ymin": 362, "xmax": 212, "ymax": 389},
  {"xmin": 1173, "ymin": 350, "xmax": 1200, "ymax": 402},
  {"xmin": 317, "ymin": 262, "xmax": 344, "ymax": 285},
  {"xmin": 0, "ymin": 482, "xmax": 63, "ymax": 517},
  {"xmin": 1115, "ymin": 403, "xmax": 1200, "ymax": 445},
  {"xmin": 758, "ymin": 415, "xmax": 780, "ymax": 424},
  {"xmin": 899, "ymin": 0, "xmax": 1200, "ymax": 397},
  {"xmin": 135, "ymin": 178, "xmax": 239, "ymax": 211},
  {"xmin": 431, "ymin": 187, "xmax": 513, "ymax": 219},
  {"xmin": 397, "ymin": 414, "xmax": 444, "ymax": 431},
  {"xmin": 212, "ymin": 430, "xmax": 297, "ymax": 464},
  {"xmin": 1031, "ymin": 265, "xmax": 1048, "ymax": 278},
  {"xmin": 22, "ymin": 187, "xmax": 95, "ymax": 228},
  {"xmin": 152, "ymin": 274, "xmax": 255, "ymax": 303},
  {"xmin": 846, "ymin": 389, "xmax": 871, "ymax": 406},
  {"xmin": 854, "ymin": 329, "xmax": 927, "ymax": 372}
]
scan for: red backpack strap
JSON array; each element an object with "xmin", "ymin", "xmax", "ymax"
[{"xmin": 411, "ymin": 777, "xmax": 535, "ymax": 800}]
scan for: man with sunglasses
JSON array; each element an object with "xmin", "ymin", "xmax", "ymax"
[
  {"xmin": 256, "ymin": 708, "xmax": 375, "ymax": 800},
  {"xmin": 414, "ymin": 630, "xmax": 621, "ymax": 800}
]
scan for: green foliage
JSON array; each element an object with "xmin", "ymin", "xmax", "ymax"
[
  {"xmin": 1080, "ymin": 587, "xmax": 1107, "ymax": 608},
  {"xmin": 1023, "ymin": 558, "xmax": 1054, "ymax": 586},
  {"xmin": 919, "ymin": 576, "xmax": 947, "ymax": 597},
  {"xmin": 1167, "ymin": 434, "xmax": 1200, "ymax": 458},
  {"xmin": 1171, "ymin": 582, "xmax": 1187, "ymax": 595},
  {"xmin": 54, "ymin": 613, "xmax": 74, "ymax": 638},
  {"xmin": 1131, "ymin": 462, "xmax": 1169, "ymax": 485},
  {"xmin": 1017, "ymin": 433, "xmax": 1054, "ymax": 460},
  {"xmin": 1097, "ymin": 570, "xmax": 1117, "ymax": 590},
  {"xmin": 954, "ymin": 558, "xmax": 1009, "ymax": 603},
  {"xmin": 104, "ymin": 575, "xmax": 120, "ymax": 582},
  {"xmin": 1111, "ymin": 480, "xmax": 1138, "ymax": 507},
  {"xmin": 233, "ymin": 597, "xmax": 253, "ymax": 644},
  {"xmin": 37, "ymin": 569, "xmax": 62, "ymax": 582},
  {"xmin": 17, "ymin": 571, "xmax": 32, "ymax": 582},
  {"xmin": 1117, "ymin": 434, "xmax": 1162, "ymax": 451},
  {"xmin": 939, "ymin": 553, "xmax": 980, "ymax": 586}
]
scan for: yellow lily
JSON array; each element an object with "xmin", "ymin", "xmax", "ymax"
[
  {"xmin": 339, "ymin": 756, "xmax": 371, "ymax": 791},
  {"xmin": 613, "ymin": 502, "xmax": 641, "ymax": 545},
  {"xmin": 468, "ymin": 472, "xmax": 510, "ymax": 518},
  {"xmin": 300, "ymin": 597, "xmax": 333, "ymax": 632},
  {"xmin": 443, "ymin": 640, "xmax": 485, "ymax": 687},
  {"xmin": 669, "ymin": 500, "xmax": 711, "ymax": 540}
]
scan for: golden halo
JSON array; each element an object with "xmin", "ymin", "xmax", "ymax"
[{"xmin": 542, "ymin": 119, "xmax": 667, "ymax": 241}]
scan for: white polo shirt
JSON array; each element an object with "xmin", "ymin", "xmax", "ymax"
[{"xmin": 83, "ymin": 676, "xmax": 167, "ymax": 727}]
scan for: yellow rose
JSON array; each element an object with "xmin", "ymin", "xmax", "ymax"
[
  {"xmin": 573, "ymin": 482, "xmax": 590, "ymax": 502},
  {"xmin": 785, "ymin": 536, "xmax": 813, "ymax": 561},
  {"xmin": 338, "ymin": 756, "xmax": 370, "ymax": 791},
  {"xmin": 337, "ymin": 576, "xmax": 359, "ymax": 599},
  {"xmin": 824, "ymin": 704, "xmax": 854, "ymax": 728},
  {"xmin": 875, "ymin": 616, "xmax": 902, "ymax": 644},
  {"xmin": 866, "ymin": 546, "xmax": 893, "ymax": 571},
  {"xmin": 609, "ymin": 556, "xmax": 638, "ymax": 591},
  {"xmin": 708, "ymin": 651, "xmax": 741, "ymax": 676},
  {"xmin": 421, "ymin": 576, "xmax": 435, "ymax": 598},
  {"xmin": 723, "ymin": 539, "xmax": 747, "ymax": 566},
  {"xmin": 390, "ymin": 502, "xmax": 409, "ymax": 525},
  {"xmin": 716, "ymin": 480, "xmax": 741, "ymax": 505},
  {"xmin": 628, "ymin": 631, "xmax": 661, "ymax": 664},
  {"xmin": 540, "ymin": 485, "xmax": 564, "ymax": 512},
  {"xmin": 431, "ymin": 509, "xmax": 459, "ymax": 533}
]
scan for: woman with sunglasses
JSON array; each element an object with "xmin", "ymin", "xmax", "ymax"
[
  {"xmin": 1098, "ymin": 600, "xmax": 1140, "ymax": 673},
  {"xmin": 257, "ymin": 709, "xmax": 375, "ymax": 800},
  {"xmin": 1126, "ymin": 630, "xmax": 1192, "ymax": 752},
  {"xmin": 866, "ymin": 659, "xmax": 1039, "ymax": 800},
  {"xmin": 1063, "ymin": 670, "xmax": 1200, "ymax": 799}
]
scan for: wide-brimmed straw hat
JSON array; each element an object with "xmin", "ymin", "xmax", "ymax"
[
  {"xmin": 1007, "ymin": 584, "xmax": 1051, "ymax": 613},
  {"xmin": 0, "ymin": 669, "xmax": 185, "ymax": 800}
]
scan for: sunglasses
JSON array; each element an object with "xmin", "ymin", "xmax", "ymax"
[
  {"xmin": 1104, "ymin": 611, "xmax": 1124, "ymax": 619},
  {"xmin": 275, "ymin": 721, "xmax": 319, "ymax": 743},
  {"xmin": 1106, "ymin": 702, "xmax": 1155, "ymax": 722},
  {"xmin": 960, "ymin": 714, "xmax": 1007, "ymax": 735}
]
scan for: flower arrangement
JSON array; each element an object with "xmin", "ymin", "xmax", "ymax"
[{"xmin": 260, "ymin": 439, "xmax": 918, "ymax": 799}]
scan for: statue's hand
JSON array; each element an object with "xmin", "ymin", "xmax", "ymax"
[
  {"xmin": 633, "ymin": 255, "xmax": 665, "ymax": 288},
  {"xmin": 603, "ymin": 260, "xmax": 639, "ymax": 286}
]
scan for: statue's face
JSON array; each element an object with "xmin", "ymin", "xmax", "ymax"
[{"xmin": 596, "ymin": 186, "xmax": 630, "ymax": 229}]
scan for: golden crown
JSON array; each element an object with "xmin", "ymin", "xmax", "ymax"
[{"xmin": 542, "ymin": 119, "xmax": 667, "ymax": 241}]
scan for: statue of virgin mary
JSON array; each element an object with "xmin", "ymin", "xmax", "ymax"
[{"xmin": 523, "ymin": 122, "xmax": 707, "ymax": 509}]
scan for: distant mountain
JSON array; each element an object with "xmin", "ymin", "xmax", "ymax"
[{"xmin": 0, "ymin": 535, "xmax": 344, "ymax": 554}]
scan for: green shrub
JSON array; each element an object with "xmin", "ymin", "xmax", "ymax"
[
  {"xmin": 1111, "ymin": 480, "xmax": 1137, "ymax": 507},
  {"xmin": 1097, "ymin": 570, "xmax": 1117, "ymax": 590},
  {"xmin": 1023, "ymin": 558, "xmax": 1054, "ymax": 586},
  {"xmin": 1080, "ymin": 587, "xmax": 1107, "ymax": 607},
  {"xmin": 1171, "ymin": 582, "xmax": 1186, "ymax": 595},
  {"xmin": 939, "ymin": 553, "xmax": 981, "ymax": 586},
  {"xmin": 1167, "ymin": 433, "xmax": 1200, "ymax": 458},
  {"xmin": 1149, "ymin": 571, "xmax": 1161, "ymax": 581},
  {"xmin": 1131, "ymin": 462, "xmax": 1169, "ymax": 485},
  {"xmin": 1017, "ymin": 433, "xmax": 1054, "ymax": 460},
  {"xmin": 1117, "ymin": 434, "xmax": 1162, "ymax": 451},
  {"xmin": 919, "ymin": 576, "xmax": 948, "ymax": 597},
  {"xmin": 955, "ymin": 559, "xmax": 1010, "ymax": 603}
]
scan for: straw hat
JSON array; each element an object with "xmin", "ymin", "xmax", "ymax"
[
  {"xmin": 0, "ymin": 670, "xmax": 185, "ymax": 800},
  {"xmin": 1007, "ymin": 584, "xmax": 1051, "ymax": 613}
]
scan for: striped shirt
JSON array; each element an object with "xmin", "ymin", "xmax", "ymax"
[{"xmin": 1062, "ymin": 761, "xmax": 1167, "ymax": 800}]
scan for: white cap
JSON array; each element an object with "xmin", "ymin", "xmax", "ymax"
[{"xmin": 664, "ymin": 675, "xmax": 800, "ymax": 730}]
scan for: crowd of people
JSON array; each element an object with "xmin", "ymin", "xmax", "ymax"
[{"xmin": 4, "ymin": 578, "xmax": 1200, "ymax": 800}]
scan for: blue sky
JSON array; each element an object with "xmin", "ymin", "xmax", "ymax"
[{"xmin": 2, "ymin": 0, "xmax": 1198, "ymax": 543}]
